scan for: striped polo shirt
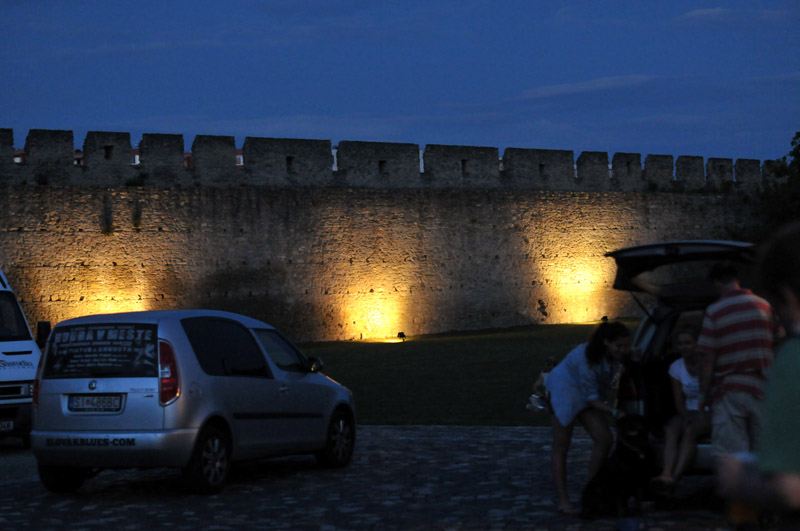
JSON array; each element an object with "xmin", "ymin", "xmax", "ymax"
[{"xmin": 696, "ymin": 288, "xmax": 780, "ymax": 399}]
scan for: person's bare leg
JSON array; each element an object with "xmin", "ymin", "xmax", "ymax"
[
  {"xmin": 656, "ymin": 416, "xmax": 682, "ymax": 481},
  {"xmin": 550, "ymin": 414, "xmax": 577, "ymax": 513},
  {"xmin": 578, "ymin": 408, "xmax": 612, "ymax": 480},
  {"xmin": 672, "ymin": 415, "xmax": 711, "ymax": 482}
]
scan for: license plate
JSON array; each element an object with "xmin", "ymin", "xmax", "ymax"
[
  {"xmin": 0, "ymin": 420, "xmax": 12, "ymax": 432},
  {"xmin": 69, "ymin": 394, "xmax": 122, "ymax": 412}
]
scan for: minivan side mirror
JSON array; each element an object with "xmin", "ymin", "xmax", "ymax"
[
  {"xmin": 307, "ymin": 357, "xmax": 324, "ymax": 373},
  {"xmin": 36, "ymin": 321, "xmax": 51, "ymax": 349}
]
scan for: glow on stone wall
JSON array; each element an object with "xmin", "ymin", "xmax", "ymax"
[
  {"xmin": 79, "ymin": 291, "xmax": 147, "ymax": 315},
  {"xmin": 63, "ymin": 265, "xmax": 152, "ymax": 317},
  {"xmin": 340, "ymin": 286, "xmax": 409, "ymax": 341},
  {"xmin": 527, "ymin": 214, "xmax": 635, "ymax": 325},
  {"xmin": 542, "ymin": 254, "xmax": 616, "ymax": 323}
]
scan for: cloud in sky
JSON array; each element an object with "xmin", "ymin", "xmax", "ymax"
[
  {"xmin": 679, "ymin": 8, "xmax": 731, "ymax": 22},
  {"xmin": 54, "ymin": 39, "xmax": 247, "ymax": 58},
  {"xmin": 676, "ymin": 6, "xmax": 793, "ymax": 24},
  {"xmin": 518, "ymin": 75, "xmax": 657, "ymax": 101},
  {"xmin": 753, "ymin": 71, "xmax": 800, "ymax": 83}
]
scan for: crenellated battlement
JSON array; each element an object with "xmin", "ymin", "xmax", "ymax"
[
  {"xmin": 0, "ymin": 128, "xmax": 775, "ymax": 193},
  {"xmin": 0, "ymin": 126, "xmax": 769, "ymax": 341}
]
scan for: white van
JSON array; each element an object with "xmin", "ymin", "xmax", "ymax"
[{"xmin": 0, "ymin": 267, "xmax": 43, "ymax": 446}]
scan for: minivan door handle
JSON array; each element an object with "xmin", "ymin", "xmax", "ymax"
[{"xmin": 279, "ymin": 385, "xmax": 289, "ymax": 393}]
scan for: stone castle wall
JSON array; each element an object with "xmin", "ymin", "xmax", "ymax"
[{"xmin": 0, "ymin": 128, "xmax": 763, "ymax": 342}]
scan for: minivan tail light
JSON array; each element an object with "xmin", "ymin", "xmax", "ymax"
[{"xmin": 158, "ymin": 341, "xmax": 179, "ymax": 405}]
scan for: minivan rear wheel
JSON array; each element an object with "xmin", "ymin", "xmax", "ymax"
[
  {"xmin": 183, "ymin": 425, "xmax": 230, "ymax": 494},
  {"xmin": 38, "ymin": 464, "xmax": 88, "ymax": 493}
]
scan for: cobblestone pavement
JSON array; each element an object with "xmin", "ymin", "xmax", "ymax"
[{"xmin": 0, "ymin": 425, "xmax": 731, "ymax": 530}]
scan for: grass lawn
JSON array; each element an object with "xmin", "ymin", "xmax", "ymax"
[{"xmin": 301, "ymin": 322, "xmax": 637, "ymax": 427}]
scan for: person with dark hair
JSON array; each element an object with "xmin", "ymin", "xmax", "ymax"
[
  {"xmin": 696, "ymin": 261, "xmax": 781, "ymax": 457},
  {"xmin": 651, "ymin": 325, "xmax": 710, "ymax": 493},
  {"xmin": 708, "ymin": 260, "xmax": 740, "ymax": 285},
  {"xmin": 544, "ymin": 321, "xmax": 631, "ymax": 514},
  {"xmin": 717, "ymin": 222, "xmax": 800, "ymax": 528}
]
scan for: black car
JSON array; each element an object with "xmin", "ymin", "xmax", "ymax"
[{"xmin": 606, "ymin": 240, "xmax": 756, "ymax": 471}]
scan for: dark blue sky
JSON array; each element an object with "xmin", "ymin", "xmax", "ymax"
[{"xmin": 2, "ymin": 0, "xmax": 798, "ymax": 162}]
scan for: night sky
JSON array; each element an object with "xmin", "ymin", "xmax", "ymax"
[{"xmin": 2, "ymin": 0, "xmax": 798, "ymax": 161}]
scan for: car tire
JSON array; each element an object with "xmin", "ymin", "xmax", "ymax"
[
  {"xmin": 183, "ymin": 425, "xmax": 230, "ymax": 494},
  {"xmin": 37, "ymin": 464, "xmax": 87, "ymax": 493},
  {"xmin": 316, "ymin": 409, "xmax": 355, "ymax": 468}
]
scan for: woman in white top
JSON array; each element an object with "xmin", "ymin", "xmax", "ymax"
[
  {"xmin": 544, "ymin": 321, "xmax": 631, "ymax": 514},
  {"xmin": 651, "ymin": 326, "xmax": 711, "ymax": 491}
]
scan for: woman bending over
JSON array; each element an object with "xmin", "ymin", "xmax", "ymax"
[{"xmin": 544, "ymin": 321, "xmax": 631, "ymax": 514}]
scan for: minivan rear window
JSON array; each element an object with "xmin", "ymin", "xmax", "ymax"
[
  {"xmin": 181, "ymin": 317, "xmax": 269, "ymax": 377},
  {"xmin": 0, "ymin": 291, "xmax": 32, "ymax": 342},
  {"xmin": 44, "ymin": 323, "xmax": 158, "ymax": 378}
]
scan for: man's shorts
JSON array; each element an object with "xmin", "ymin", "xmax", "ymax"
[{"xmin": 711, "ymin": 391, "xmax": 764, "ymax": 456}]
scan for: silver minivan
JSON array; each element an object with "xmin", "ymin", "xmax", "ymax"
[{"xmin": 31, "ymin": 310, "xmax": 356, "ymax": 494}]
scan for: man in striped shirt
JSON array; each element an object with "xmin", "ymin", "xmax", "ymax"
[{"xmin": 697, "ymin": 261, "xmax": 782, "ymax": 457}]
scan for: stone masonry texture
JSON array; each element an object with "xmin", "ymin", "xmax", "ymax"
[{"xmin": 0, "ymin": 129, "xmax": 767, "ymax": 342}]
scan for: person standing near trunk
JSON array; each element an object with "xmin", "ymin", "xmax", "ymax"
[
  {"xmin": 696, "ymin": 261, "xmax": 781, "ymax": 457},
  {"xmin": 697, "ymin": 260, "xmax": 782, "ymax": 527}
]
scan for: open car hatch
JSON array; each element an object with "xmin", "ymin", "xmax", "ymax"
[{"xmin": 605, "ymin": 240, "xmax": 755, "ymax": 297}]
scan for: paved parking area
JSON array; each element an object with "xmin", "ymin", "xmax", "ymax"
[{"xmin": 0, "ymin": 425, "xmax": 728, "ymax": 530}]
